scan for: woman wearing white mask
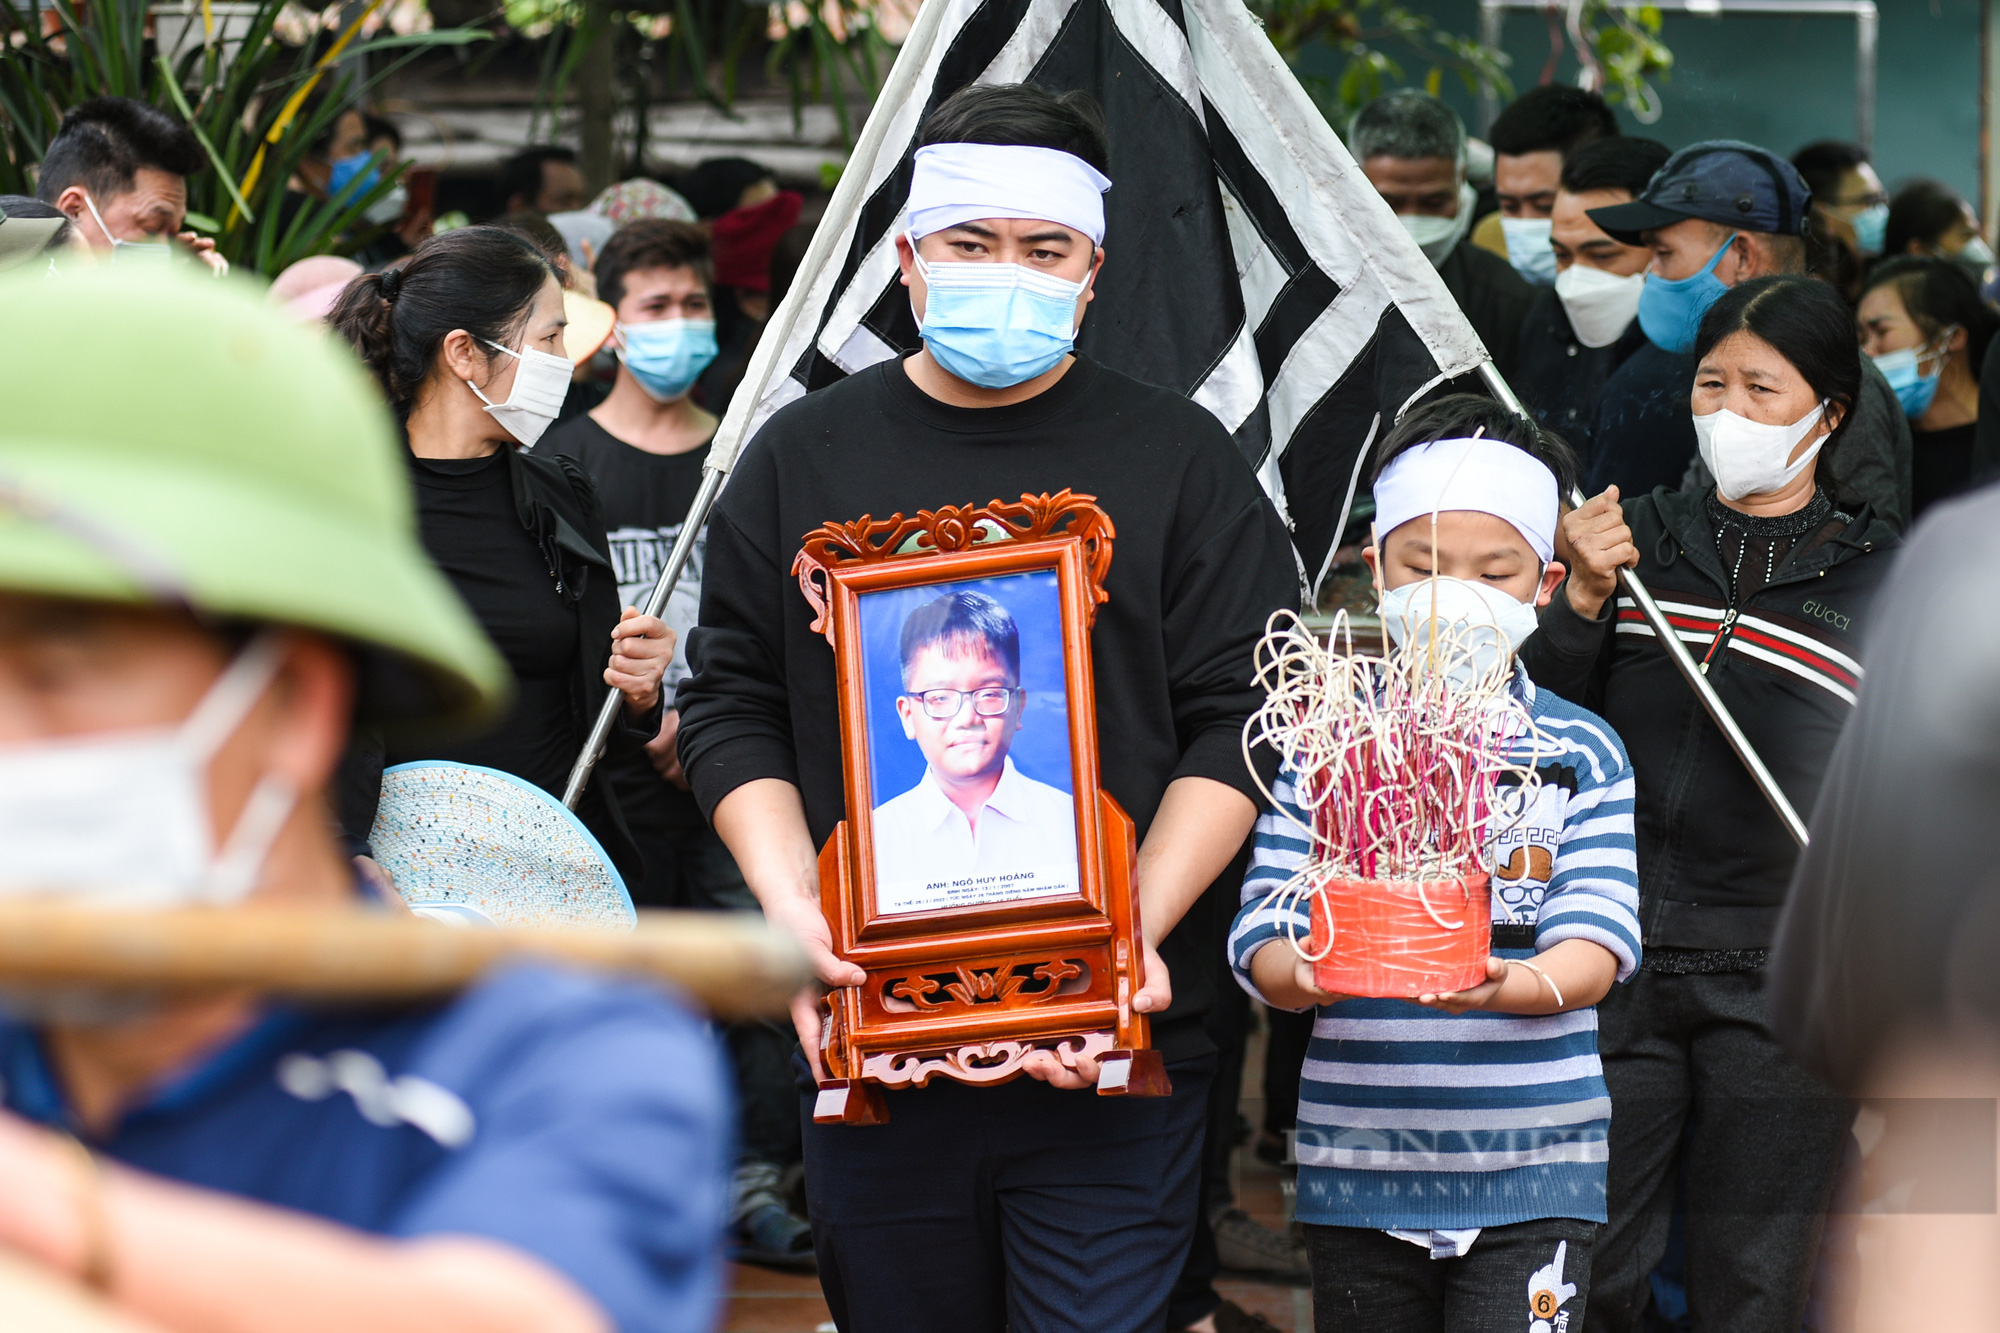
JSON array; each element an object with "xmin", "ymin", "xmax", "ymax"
[
  {"xmin": 1512, "ymin": 135, "xmax": 1671, "ymax": 469},
  {"xmin": 328, "ymin": 227, "xmax": 674, "ymax": 885},
  {"xmin": 1520, "ymin": 273, "xmax": 1898, "ymax": 1333},
  {"xmin": 1857, "ymin": 257, "xmax": 1997, "ymax": 517}
]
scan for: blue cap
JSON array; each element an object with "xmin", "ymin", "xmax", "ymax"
[{"xmin": 1588, "ymin": 140, "xmax": 1812, "ymax": 245}]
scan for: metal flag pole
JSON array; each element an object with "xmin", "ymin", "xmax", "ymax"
[
  {"xmin": 1476, "ymin": 361, "xmax": 1810, "ymax": 848},
  {"xmin": 562, "ymin": 0, "xmax": 956, "ymax": 810}
]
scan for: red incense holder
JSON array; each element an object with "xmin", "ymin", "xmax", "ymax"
[{"xmin": 1307, "ymin": 872, "xmax": 1492, "ymax": 998}]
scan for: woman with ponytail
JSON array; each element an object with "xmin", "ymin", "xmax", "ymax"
[{"xmin": 330, "ymin": 226, "xmax": 674, "ymax": 886}]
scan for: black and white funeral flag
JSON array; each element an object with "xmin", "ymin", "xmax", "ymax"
[{"xmin": 716, "ymin": 0, "xmax": 1491, "ymax": 579}]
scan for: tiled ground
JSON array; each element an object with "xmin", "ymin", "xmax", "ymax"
[{"xmin": 722, "ymin": 1026, "xmax": 1311, "ymax": 1332}]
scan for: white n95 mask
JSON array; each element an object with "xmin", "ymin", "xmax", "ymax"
[
  {"xmin": 1693, "ymin": 402, "xmax": 1827, "ymax": 502},
  {"xmin": 0, "ymin": 634, "xmax": 298, "ymax": 907},
  {"xmin": 1398, "ymin": 183, "xmax": 1477, "ymax": 267},
  {"xmin": 468, "ymin": 337, "xmax": 573, "ymax": 448},
  {"xmin": 1555, "ymin": 264, "xmax": 1646, "ymax": 348},
  {"xmin": 1380, "ymin": 576, "xmax": 1540, "ymax": 688}
]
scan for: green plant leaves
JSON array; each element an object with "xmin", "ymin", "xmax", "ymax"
[{"xmin": 0, "ymin": 1, "xmax": 486, "ymax": 275}]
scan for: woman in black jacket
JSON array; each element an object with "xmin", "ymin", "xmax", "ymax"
[
  {"xmin": 329, "ymin": 226, "xmax": 673, "ymax": 884},
  {"xmin": 1521, "ymin": 275, "xmax": 1896, "ymax": 1333}
]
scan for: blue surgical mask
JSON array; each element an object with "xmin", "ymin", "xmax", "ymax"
[
  {"xmin": 616, "ymin": 318, "xmax": 718, "ymax": 402},
  {"xmin": 1637, "ymin": 232, "xmax": 1738, "ymax": 355},
  {"xmin": 328, "ymin": 150, "xmax": 379, "ymax": 200},
  {"xmin": 1851, "ymin": 203, "xmax": 1888, "ymax": 257},
  {"xmin": 912, "ymin": 239, "xmax": 1092, "ymax": 389},
  {"xmin": 1872, "ymin": 335, "xmax": 1952, "ymax": 419},
  {"xmin": 1501, "ymin": 215, "xmax": 1557, "ymax": 285}
]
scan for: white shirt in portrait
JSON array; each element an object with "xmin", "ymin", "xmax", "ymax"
[{"xmin": 871, "ymin": 757, "xmax": 1081, "ymax": 915}]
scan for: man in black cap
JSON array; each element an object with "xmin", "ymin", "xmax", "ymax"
[{"xmin": 1579, "ymin": 140, "xmax": 1911, "ymax": 530}]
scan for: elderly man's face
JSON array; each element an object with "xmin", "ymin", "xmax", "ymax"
[
  {"xmin": 1361, "ymin": 155, "xmax": 1460, "ymax": 218},
  {"xmin": 895, "ymin": 643, "xmax": 1024, "ymax": 786},
  {"xmin": 1647, "ymin": 217, "xmax": 1743, "ymax": 284}
]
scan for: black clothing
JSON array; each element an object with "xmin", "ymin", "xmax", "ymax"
[
  {"xmin": 1679, "ymin": 358, "xmax": 1914, "ymax": 534},
  {"xmin": 1707, "ymin": 486, "xmax": 1834, "ymax": 603},
  {"xmin": 675, "ymin": 355, "xmax": 1299, "ymax": 1062},
  {"xmin": 1511, "ymin": 286, "xmax": 1647, "ymax": 473},
  {"xmin": 1523, "ymin": 488, "xmax": 1878, "ymax": 1333},
  {"xmin": 796, "ymin": 1052, "xmax": 1214, "ymax": 1333},
  {"xmin": 1305, "ymin": 1217, "xmax": 1598, "ymax": 1333},
  {"xmin": 1640, "ymin": 945, "xmax": 1767, "ymax": 975},
  {"xmin": 1971, "ymin": 334, "xmax": 2000, "ymax": 484},
  {"xmin": 541, "ymin": 414, "xmax": 712, "ymax": 910},
  {"xmin": 542, "ymin": 418, "xmax": 711, "ymax": 601},
  {"xmin": 1519, "ymin": 486, "xmax": 1897, "ymax": 951},
  {"xmin": 1166, "ymin": 839, "xmax": 1257, "ymax": 1331},
  {"xmin": 396, "ymin": 451, "xmax": 577, "ymax": 793},
  {"xmin": 1769, "ymin": 485, "xmax": 2000, "ymax": 1092},
  {"xmin": 356, "ymin": 444, "xmax": 659, "ymax": 884},
  {"xmin": 1580, "ymin": 342, "xmax": 1697, "ymax": 500},
  {"xmin": 1911, "ymin": 420, "xmax": 1977, "ymax": 517},
  {"xmin": 552, "ymin": 375, "xmax": 609, "ymax": 429},
  {"xmin": 1436, "ymin": 239, "xmax": 1536, "ymax": 381},
  {"xmin": 1580, "ymin": 969, "xmax": 1850, "ymax": 1333}
]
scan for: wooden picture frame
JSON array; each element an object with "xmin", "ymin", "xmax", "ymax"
[{"xmin": 793, "ymin": 491, "xmax": 1169, "ymax": 1125}]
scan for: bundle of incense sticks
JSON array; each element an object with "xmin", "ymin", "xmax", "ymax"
[{"xmin": 1240, "ymin": 606, "xmax": 1545, "ymax": 959}]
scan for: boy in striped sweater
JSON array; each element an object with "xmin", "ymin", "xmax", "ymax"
[{"xmin": 1229, "ymin": 396, "xmax": 1641, "ymax": 1333}]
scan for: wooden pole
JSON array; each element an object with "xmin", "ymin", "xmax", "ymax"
[{"xmin": 0, "ymin": 906, "xmax": 809, "ymax": 1019}]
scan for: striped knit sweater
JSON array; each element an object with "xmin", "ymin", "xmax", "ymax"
[{"xmin": 1229, "ymin": 667, "xmax": 1641, "ymax": 1230}]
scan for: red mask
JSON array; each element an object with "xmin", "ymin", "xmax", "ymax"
[{"xmin": 711, "ymin": 190, "xmax": 804, "ymax": 291}]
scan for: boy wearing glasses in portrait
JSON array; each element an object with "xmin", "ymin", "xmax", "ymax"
[{"xmin": 872, "ymin": 588, "xmax": 1079, "ymax": 912}]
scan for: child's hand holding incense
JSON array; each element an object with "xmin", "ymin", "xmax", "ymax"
[{"xmin": 1417, "ymin": 940, "xmax": 1618, "ymax": 1015}]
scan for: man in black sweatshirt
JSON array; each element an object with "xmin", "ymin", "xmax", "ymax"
[{"xmin": 674, "ymin": 84, "xmax": 1298, "ymax": 1332}]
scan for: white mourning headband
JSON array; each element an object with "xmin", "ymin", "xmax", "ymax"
[
  {"xmin": 906, "ymin": 142, "xmax": 1113, "ymax": 246},
  {"xmin": 1372, "ymin": 435, "xmax": 1559, "ymax": 563}
]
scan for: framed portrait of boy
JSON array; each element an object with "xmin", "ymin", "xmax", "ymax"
[{"xmin": 794, "ymin": 492, "xmax": 1167, "ymax": 1123}]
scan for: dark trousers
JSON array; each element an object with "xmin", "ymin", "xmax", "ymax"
[
  {"xmin": 1583, "ymin": 969, "xmax": 1852, "ymax": 1333},
  {"xmin": 1166, "ymin": 961, "xmax": 1252, "ymax": 1329},
  {"xmin": 1265, "ymin": 1006, "xmax": 1315, "ymax": 1139},
  {"xmin": 800, "ymin": 1055, "xmax": 1215, "ymax": 1333},
  {"xmin": 1306, "ymin": 1218, "xmax": 1597, "ymax": 1332}
]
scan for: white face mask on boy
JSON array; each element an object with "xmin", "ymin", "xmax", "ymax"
[
  {"xmin": 1379, "ymin": 576, "xmax": 1541, "ymax": 688},
  {"xmin": 0, "ymin": 634, "xmax": 298, "ymax": 907}
]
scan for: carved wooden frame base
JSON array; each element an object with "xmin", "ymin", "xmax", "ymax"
[{"xmin": 861, "ymin": 1031, "xmax": 1117, "ymax": 1090}]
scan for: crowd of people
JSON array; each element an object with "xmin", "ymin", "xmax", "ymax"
[{"xmin": 0, "ymin": 53, "xmax": 1995, "ymax": 1333}]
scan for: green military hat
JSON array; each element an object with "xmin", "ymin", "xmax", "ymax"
[{"xmin": 0, "ymin": 265, "xmax": 507, "ymax": 730}]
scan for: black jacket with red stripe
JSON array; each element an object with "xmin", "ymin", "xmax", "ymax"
[{"xmin": 1520, "ymin": 486, "xmax": 1899, "ymax": 950}]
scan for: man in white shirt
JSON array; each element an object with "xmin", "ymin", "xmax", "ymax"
[{"xmin": 871, "ymin": 589, "xmax": 1079, "ymax": 913}]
